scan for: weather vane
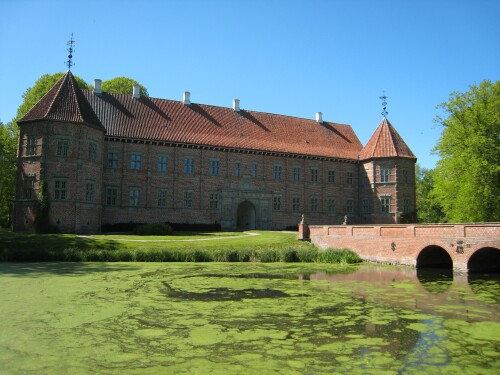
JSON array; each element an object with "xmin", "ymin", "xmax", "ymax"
[
  {"xmin": 65, "ymin": 33, "xmax": 75, "ymax": 70},
  {"xmin": 380, "ymin": 91, "xmax": 388, "ymax": 118}
]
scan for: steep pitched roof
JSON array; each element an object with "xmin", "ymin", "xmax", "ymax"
[
  {"xmin": 82, "ymin": 91, "xmax": 363, "ymax": 160},
  {"xmin": 18, "ymin": 71, "xmax": 103, "ymax": 129},
  {"xmin": 359, "ymin": 118, "xmax": 416, "ymax": 160}
]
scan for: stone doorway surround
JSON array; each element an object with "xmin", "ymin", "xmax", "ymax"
[{"xmin": 220, "ymin": 188, "xmax": 273, "ymax": 231}]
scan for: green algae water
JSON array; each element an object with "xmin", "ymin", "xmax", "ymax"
[{"xmin": 1, "ymin": 263, "xmax": 499, "ymax": 374}]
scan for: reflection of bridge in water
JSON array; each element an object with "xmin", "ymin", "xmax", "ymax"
[
  {"xmin": 307, "ymin": 265, "xmax": 500, "ymax": 322},
  {"xmin": 299, "ymin": 223, "xmax": 500, "ymax": 272}
]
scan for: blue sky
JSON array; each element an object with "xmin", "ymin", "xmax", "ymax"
[{"xmin": 1, "ymin": 0, "xmax": 498, "ymax": 169}]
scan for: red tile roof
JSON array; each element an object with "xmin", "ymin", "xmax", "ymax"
[
  {"xmin": 18, "ymin": 71, "xmax": 103, "ymax": 129},
  {"xmin": 359, "ymin": 118, "xmax": 416, "ymax": 160},
  {"xmin": 82, "ymin": 91, "xmax": 364, "ymax": 160}
]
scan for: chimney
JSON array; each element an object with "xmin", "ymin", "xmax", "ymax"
[
  {"xmin": 183, "ymin": 91, "xmax": 191, "ymax": 106},
  {"xmin": 316, "ymin": 112, "xmax": 323, "ymax": 124},
  {"xmin": 233, "ymin": 99, "xmax": 240, "ymax": 112},
  {"xmin": 132, "ymin": 85, "xmax": 140, "ymax": 99},
  {"xmin": 93, "ymin": 79, "xmax": 102, "ymax": 95}
]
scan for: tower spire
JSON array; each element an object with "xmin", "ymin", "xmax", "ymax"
[
  {"xmin": 65, "ymin": 33, "xmax": 75, "ymax": 70},
  {"xmin": 379, "ymin": 91, "xmax": 388, "ymax": 118}
]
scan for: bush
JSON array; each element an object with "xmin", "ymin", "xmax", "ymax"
[{"xmin": 133, "ymin": 223, "xmax": 173, "ymax": 236}]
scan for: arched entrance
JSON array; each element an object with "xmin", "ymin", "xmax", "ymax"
[
  {"xmin": 236, "ymin": 201, "xmax": 256, "ymax": 230},
  {"xmin": 416, "ymin": 245, "xmax": 453, "ymax": 269},
  {"xmin": 468, "ymin": 247, "xmax": 500, "ymax": 273}
]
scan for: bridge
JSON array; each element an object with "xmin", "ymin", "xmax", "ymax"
[{"xmin": 298, "ymin": 222, "xmax": 500, "ymax": 272}]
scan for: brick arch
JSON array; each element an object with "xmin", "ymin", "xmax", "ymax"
[
  {"xmin": 466, "ymin": 246, "xmax": 500, "ymax": 273},
  {"xmin": 416, "ymin": 244, "xmax": 453, "ymax": 269}
]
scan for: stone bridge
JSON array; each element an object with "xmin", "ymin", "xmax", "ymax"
[{"xmin": 298, "ymin": 222, "xmax": 500, "ymax": 272}]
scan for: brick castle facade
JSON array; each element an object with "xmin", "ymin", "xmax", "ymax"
[{"xmin": 13, "ymin": 71, "xmax": 416, "ymax": 233}]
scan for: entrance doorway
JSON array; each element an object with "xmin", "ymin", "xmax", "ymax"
[{"xmin": 236, "ymin": 201, "xmax": 256, "ymax": 230}]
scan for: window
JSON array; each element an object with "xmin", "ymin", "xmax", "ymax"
[
  {"xmin": 108, "ymin": 152, "xmax": 118, "ymax": 169},
  {"xmin": 310, "ymin": 197, "xmax": 318, "ymax": 212},
  {"xmin": 106, "ymin": 188, "xmax": 118, "ymax": 206},
  {"xmin": 210, "ymin": 160, "xmax": 220, "ymax": 175},
  {"xmin": 26, "ymin": 136, "xmax": 36, "ymax": 156},
  {"xmin": 380, "ymin": 169, "xmax": 390, "ymax": 183},
  {"xmin": 273, "ymin": 196, "xmax": 281, "ymax": 211},
  {"xmin": 252, "ymin": 162, "xmax": 258, "ymax": 177},
  {"xmin": 273, "ymin": 165, "xmax": 282, "ymax": 180},
  {"xmin": 346, "ymin": 199, "xmax": 354, "ymax": 214},
  {"xmin": 131, "ymin": 154, "xmax": 142, "ymax": 170},
  {"xmin": 402, "ymin": 169, "xmax": 409, "ymax": 184},
  {"xmin": 403, "ymin": 198, "xmax": 410, "ymax": 213},
  {"xmin": 23, "ymin": 177, "xmax": 35, "ymax": 199},
  {"xmin": 130, "ymin": 188, "xmax": 140, "ymax": 206},
  {"xmin": 328, "ymin": 170, "xmax": 335, "ymax": 183},
  {"xmin": 184, "ymin": 158, "xmax": 194, "ymax": 174},
  {"xmin": 361, "ymin": 173, "xmax": 369, "ymax": 186},
  {"xmin": 362, "ymin": 198, "xmax": 369, "ymax": 213},
  {"xmin": 234, "ymin": 162, "xmax": 241, "ymax": 177},
  {"xmin": 209, "ymin": 193, "xmax": 219, "ymax": 209},
  {"xmin": 157, "ymin": 189, "xmax": 167, "ymax": 207},
  {"xmin": 292, "ymin": 167, "xmax": 300, "ymax": 182},
  {"xmin": 54, "ymin": 180, "xmax": 67, "ymax": 200},
  {"xmin": 310, "ymin": 168, "xmax": 318, "ymax": 182},
  {"xmin": 157, "ymin": 155, "xmax": 168, "ymax": 172},
  {"xmin": 85, "ymin": 182, "xmax": 94, "ymax": 202},
  {"xmin": 292, "ymin": 197, "xmax": 300, "ymax": 213},
  {"xmin": 346, "ymin": 171, "xmax": 353, "ymax": 185},
  {"xmin": 56, "ymin": 140, "xmax": 69, "ymax": 157},
  {"xmin": 88, "ymin": 143, "xmax": 97, "ymax": 161},
  {"xmin": 328, "ymin": 198, "xmax": 336, "ymax": 213},
  {"xmin": 381, "ymin": 196, "xmax": 391, "ymax": 213},
  {"xmin": 184, "ymin": 191, "xmax": 193, "ymax": 208}
]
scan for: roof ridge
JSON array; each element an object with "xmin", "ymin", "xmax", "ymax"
[{"xmin": 81, "ymin": 89, "xmax": 352, "ymax": 127}]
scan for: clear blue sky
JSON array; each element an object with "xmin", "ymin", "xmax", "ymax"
[{"xmin": 1, "ymin": 0, "xmax": 498, "ymax": 169}]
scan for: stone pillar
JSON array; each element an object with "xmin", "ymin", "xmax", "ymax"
[{"xmin": 298, "ymin": 214, "xmax": 310, "ymax": 241}]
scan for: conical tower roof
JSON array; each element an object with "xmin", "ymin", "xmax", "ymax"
[
  {"xmin": 359, "ymin": 118, "xmax": 416, "ymax": 160},
  {"xmin": 18, "ymin": 71, "xmax": 103, "ymax": 129}
]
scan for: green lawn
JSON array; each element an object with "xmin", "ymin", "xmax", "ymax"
[{"xmin": 0, "ymin": 229, "xmax": 361, "ymax": 264}]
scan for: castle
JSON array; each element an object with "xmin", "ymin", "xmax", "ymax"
[{"xmin": 13, "ymin": 71, "xmax": 416, "ymax": 233}]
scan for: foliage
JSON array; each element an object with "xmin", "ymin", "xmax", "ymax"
[
  {"xmin": 101, "ymin": 77, "xmax": 149, "ymax": 97},
  {"xmin": 415, "ymin": 164, "xmax": 445, "ymax": 223},
  {"xmin": 15, "ymin": 73, "xmax": 91, "ymax": 121},
  {"xmin": 0, "ymin": 121, "xmax": 17, "ymax": 226},
  {"xmin": 432, "ymin": 80, "xmax": 500, "ymax": 222},
  {"xmin": 133, "ymin": 223, "xmax": 173, "ymax": 236}
]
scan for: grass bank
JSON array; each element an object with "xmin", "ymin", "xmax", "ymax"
[{"xmin": 0, "ymin": 229, "xmax": 361, "ymax": 264}]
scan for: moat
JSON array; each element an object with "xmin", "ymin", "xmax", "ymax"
[{"xmin": 1, "ymin": 262, "xmax": 499, "ymax": 374}]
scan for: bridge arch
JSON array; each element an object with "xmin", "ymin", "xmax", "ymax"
[
  {"xmin": 467, "ymin": 247, "xmax": 500, "ymax": 273},
  {"xmin": 416, "ymin": 245, "xmax": 453, "ymax": 269}
]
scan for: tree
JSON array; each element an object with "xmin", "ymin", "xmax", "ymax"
[
  {"xmin": 415, "ymin": 164, "xmax": 444, "ymax": 223},
  {"xmin": 0, "ymin": 120, "xmax": 17, "ymax": 226},
  {"xmin": 101, "ymin": 77, "xmax": 149, "ymax": 97},
  {"xmin": 16, "ymin": 72, "xmax": 91, "ymax": 121},
  {"xmin": 432, "ymin": 80, "xmax": 500, "ymax": 222}
]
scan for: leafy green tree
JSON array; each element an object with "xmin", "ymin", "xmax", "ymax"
[
  {"xmin": 16, "ymin": 72, "xmax": 91, "ymax": 121},
  {"xmin": 432, "ymin": 80, "xmax": 500, "ymax": 222},
  {"xmin": 415, "ymin": 164, "xmax": 444, "ymax": 223},
  {"xmin": 101, "ymin": 77, "xmax": 149, "ymax": 97},
  {"xmin": 0, "ymin": 120, "xmax": 17, "ymax": 226}
]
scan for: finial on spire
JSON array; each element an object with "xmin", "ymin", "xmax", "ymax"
[
  {"xmin": 65, "ymin": 33, "xmax": 75, "ymax": 70},
  {"xmin": 379, "ymin": 91, "xmax": 388, "ymax": 118}
]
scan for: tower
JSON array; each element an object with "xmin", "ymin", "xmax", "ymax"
[
  {"xmin": 13, "ymin": 71, "xmax": 105, "ymax": 233},
  {"xmin": 359, "ymin": 117, "xmax": 417, "ymax": 223}
]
